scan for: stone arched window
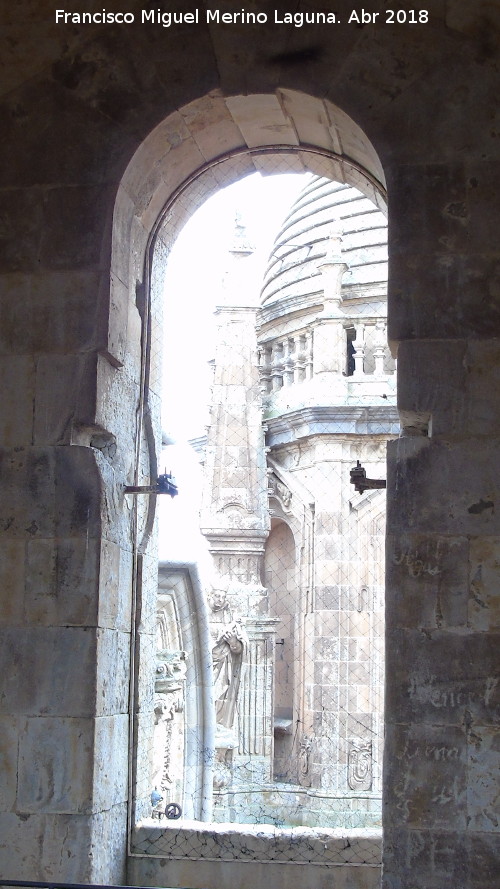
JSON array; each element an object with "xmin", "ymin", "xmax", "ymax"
[{"xmin": 109, "ymin": 89, "xmax": 389, "ymax": 886}]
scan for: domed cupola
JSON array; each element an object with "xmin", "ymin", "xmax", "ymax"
[
  {"xmin": 260, "ymin": 176, "xmax": 388, "ymax": 322},
  {"xmin": 256, "ymin": 176, "xmax": 395, "ymax": 417}
]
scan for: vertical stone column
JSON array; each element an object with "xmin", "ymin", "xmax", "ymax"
[
  {"xmin": 384, "ymin": 158, "xmax": 500, "ymax": 886},
  {"xmin": 235, "ymin": 619, "xmax": 277, "ymax": 785},
  {"xmin": 313, "ymin": 225, "xmax": 349, "ymax": 387},
  {"xmin": 283, "ymin": 339, "xmax": 294, "ymax": 386},
  {"xmin": 0, "ymin": 270, "xmax": 142, "ymax": 881},
  {"xmin": 201, "ymin": 237, "xmax": 274, "ymax": 804},
  {"xmin": 258, "ymin": 346, "xmax": 272, "ymax": 395},
  {"xmin": 384, "ymin": 338, "xmax": 500, "ymax": 885},
  {"xmin": 372, "ymin": 319, "xmax": 387, "ymax": 377},
  {"xmin": 352, "ymin": 323, "xmax": 366, "ymax": 376},
  {"xmin": 271, "ymin": 342, "xmax": 284, "ymax": 391}
]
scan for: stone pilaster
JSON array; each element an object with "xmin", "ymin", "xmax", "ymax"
[
  {"xmin": 313, "ymin": 224, "xmax": 349, "ymax": 381},
  {"xmin": 201, "ymin": 236, "xmax": 274, "ymax": 801},
  {"xmin": 384, "ymin": 335, "xmax": 500, "ymax": 888}
]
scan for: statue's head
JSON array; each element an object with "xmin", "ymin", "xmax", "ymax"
[{"xmin": 209, "ymin": 587, "xmax": 228, "ymax": 611}]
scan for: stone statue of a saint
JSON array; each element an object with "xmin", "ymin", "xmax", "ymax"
[{"xmin": 212, "ymin": 622, "xmax": 247, "ymax": 729}]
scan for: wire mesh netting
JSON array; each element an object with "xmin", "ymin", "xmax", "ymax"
[
  {"xmin": 131, "ymin": 155, "xmax": 397, "ymax": 868},
  {"xmin": 132, "ymin": 821, "xmax": 382, "ymax": 866}
]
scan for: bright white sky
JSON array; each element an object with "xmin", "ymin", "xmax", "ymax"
[
  {"xmin": 161, "ymin": 171, "xmax": 309, "ymax": 442},
  {"xmin": 158, "ymin": 170, "xmax": 309, "ymax": 565}
]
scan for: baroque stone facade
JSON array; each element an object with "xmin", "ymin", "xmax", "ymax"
[{"xmin": 189, "ymin": 179, "xmax": 396, "ymax": 828}]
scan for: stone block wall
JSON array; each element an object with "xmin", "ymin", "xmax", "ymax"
[
  {"xmin": 383, "ymin": 129, "xmax": 500, "ymax": 887},
  {"xmin": 0, "ymin": 17, "xmax": 147, "ymax": 875},
  {"xmin": 0, "ymin": 382, "xmax": 136, "ymax": 881},
  {"xmin": 383, "ymin": 335, "xmax": 500, "ymax": 887}
]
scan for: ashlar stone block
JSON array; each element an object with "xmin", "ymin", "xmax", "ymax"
[
  {"xmin": 0, "ymin": 626, "xmax": 97, "ymax": 716},
  {"xmin": 33, "ymin": 353, "xmax": 98, "ymax": 446},
  {"xmin": 0, "ymin": 187, "xmax": 44, "ymax": 273},
  {"xmin": 385, "ymin": 627, "xmax": 500, "ymax": 727},
  {"xmin": 39, "ymin": 185, "xmax": 114, "ymax": 270},
  {"xmin": 279, "ymin": 90, "xmax": 338, "ymax": 155},
  {"xmin": 0, "ymin": 355, "xmax": 35, "ymax": 446},
  {"xmin": 110, "ymin": 185, "xmax": 139, "ymax": 289},
  {"xmin": 97, "ymin": 538, "xmax": 133, "ymax": 632},
  {"xmin": 121, "ymin": 110, "xmax": 190, "ymax": 202},
  {"xmin": 468, "ymin": 536, "xmax": 500, "ymax": 631},
  {"xmin": 88, "ymin": 803, "xmax": 128, "ymax": 883},
  {"xmin": 386, "ymin": 532, "xmax": 469, "ymax": 629},
  {"xmin": 17, "ymin": 714, "xmax": 129, "ymax": 818},
  {"xmin": 389, "ymin": 251, "xmax": 500, "ymax": 340},
  {"xmin": 382, "ymin": 826, "xmax": 471, "ymax": 889},
  {"xmin": 0, "ymin": 447, "xmax": 58, "ymax": 539},
  {"xmin": 0, "ymin": 271, "xmax": 103, "ymax": 354},
  {"xmin": 55, "ymin": 446, "xmax": 103, "ymax": 538},
  {"xmin": 0, "ymin": 538, "xmax": 25, "ymax": 625},
  {"xmin": 93, "ymin": 715, "xmax": 129, "ymax": 811},
  {"xmin": 387, "ymin": 435, "xmax": 500, "ymax": 537},
  {"xmin": 0, "ymin": 716, "xmax": 19, "ymax": 811},
  {"xmin": 95, "ymin": 353, "xmax": 139, "ymax": 464},
  {"xmin": 0, "ymin": 809, "xmax": 126, "ymax": 882},
  {"xmin": 18, "ymin": 716, "xmax": 95, "ymax": 813},
  {"xmin": 132, "ymin": 711, "xmax": 156, "ymax": 819},
  {"xmin": 225, "ymin": 94, "xmax": 299, "ymax": 149},
  {"xmin": 396, "ymin": 339, "xmax": 466, "ymax": 436},
  {"xmin": 465, "ymin": 160, "xmax": 500, "ymax": 253},
  {"xmin": 467, "ymin": 725, "xmax": 500, "ymax": 832},
  {"xmin": 0, "ymin": 446, "xmax": 102, "ymax": 541},
  {"xmin": 180, "ymin": 90, "xmax": 244, "ymax": 159},
  {"xmin": 466, "ymin": 831, "xmax": 500, "ymax": 889},
  {"xmin": 388, "ymin": 163, "xmax": 469, "ymax": 258},
  {"xmin": 104, "ymin": 273, "xmax": 130, "ymax": 368},
  {"xmin": 25, "ymin": 537, "xmax": 99, "ymax": 627},
  {"xmin": 0, "ymin": 812, "xmax": 63, "ymax": 880},
  {"xmin": 464, "ymin": 339, "xmax": 500, "ymax": 436},
  {"xmin": 397, "ymin": 337, "xmax": 500, "ymax": 440},
  {"xmin": 140, "ymin": 137, "xmax": 205, "ymax": 235},
  {"xmin": 384, "ymin": 723, "xmax": 468, "ymax": 830},
  {"xmin": 95, "ymin": 628, "xmax": 130, "ymax": 717}
]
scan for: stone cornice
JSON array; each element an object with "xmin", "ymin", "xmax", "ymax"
[{"xmin": 264, "ymin": 404, "xmax": 400, "ymax": 446}]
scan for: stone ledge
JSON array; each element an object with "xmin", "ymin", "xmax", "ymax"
[{"xmin": 131, "ymin": 819, "xmax": 382, "ymax": 866}]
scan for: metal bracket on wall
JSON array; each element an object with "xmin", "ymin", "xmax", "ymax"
[
  {"xmin": 125, "ymin": 472, "xmax": 178, "ymax": 497},
  {"xmin": 349, "ymin": 460, "xmax": 386, "ymax": 494}
]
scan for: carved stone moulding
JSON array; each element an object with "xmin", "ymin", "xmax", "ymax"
[{"xmin": 347, "ymin": 738, "xmax": 373, "ymax": 791}]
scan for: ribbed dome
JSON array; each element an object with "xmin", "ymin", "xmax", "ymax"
[{"xmin": 260, "ymin": 176, "xmax": 387, "ymax": 322}]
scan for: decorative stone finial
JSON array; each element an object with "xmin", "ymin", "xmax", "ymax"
[
  {"xmin": 229, "ymin": 212, "xmax": 254, "ymax": 255},
  {"xmin": 317, "ymin": 219, "xmax": 348, "ymax": 315},
  {"xmin": 321, "ymin": 218, "xmax": 345, "ymax": 266}
]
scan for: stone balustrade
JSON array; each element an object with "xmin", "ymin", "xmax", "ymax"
[
  {"xmin": 259, "ymin": 318, "xmax": 394, "ymax": 393},
  {"xmin": 259, "ymin": 332, "xmax": 314, "ymax": 393}
]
